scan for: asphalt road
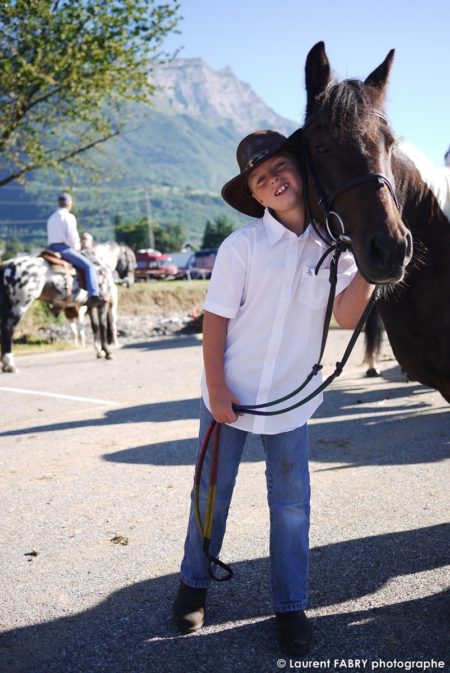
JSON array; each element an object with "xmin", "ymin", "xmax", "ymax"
[{"xmin": 0, "ymin": 331, "xmax": 449, "ymax": 673}]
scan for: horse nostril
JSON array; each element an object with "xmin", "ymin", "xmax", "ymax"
[{"xmin": 370, "ymin": 234, "xmax": 389, "ymax": 267}]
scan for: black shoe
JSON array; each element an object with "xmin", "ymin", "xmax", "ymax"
[
  {"xmin": 275, "ymin": 610, "xmax": 313, "ymax": 657},
  {"xmin": 172, "ymin": 580, "xmax": 207, "ymax": 634},
  {"xmin": 87, "ymin": 295, "xmax": 102, "ymax": 308}
]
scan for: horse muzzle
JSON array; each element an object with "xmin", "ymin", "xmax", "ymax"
[{"xmin": 355, "ymin": 227, "xmax": 413, "ymax": 284}]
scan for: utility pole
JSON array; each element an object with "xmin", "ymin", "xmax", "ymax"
[{"xmin": 144, "ymin": 187, "xmax": 155, "ymax": 249}]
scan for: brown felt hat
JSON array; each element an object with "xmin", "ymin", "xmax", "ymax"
[{"xmin": 221, "ymin": 129, "xmax": 302, "ymax": 217}]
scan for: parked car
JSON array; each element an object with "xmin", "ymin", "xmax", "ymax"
[
  {"xmin": 178, "ymin": 248, "xmax": 218, "ymax": 279},
  {"xmin": 135, "ymin": 249, "xmax": 178, "ymax": 281}
]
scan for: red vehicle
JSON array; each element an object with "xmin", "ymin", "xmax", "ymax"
[{"xmin": 135, "ymin": 249, "xmax": 178, "ymax": 281}]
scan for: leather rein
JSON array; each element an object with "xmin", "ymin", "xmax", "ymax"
[{"xmin": 196, "ymin": 115, "xmax": 400, "ymax": 581}]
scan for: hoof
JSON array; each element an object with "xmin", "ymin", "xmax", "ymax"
[
  {"xmin": 365, "ymin": 367, "xmax": 381, "ymax": 378},
  {"xmin": 2, "ymin": 354, "xmax": 17, "ymax": 373},
  {"xmin": 96, "ymin": 350, "xmax": 106, "ymax": 359},
  {"xmin": 105, "ymin": 352, "xmax": 115, "ymax": 360}
]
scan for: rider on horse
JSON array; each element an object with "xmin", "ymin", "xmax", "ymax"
[{"xmin": 47, "ymin": 193, "xmax": 101, "ymax": 309}]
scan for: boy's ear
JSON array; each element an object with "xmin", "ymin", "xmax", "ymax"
[{"xmin": 305, "ymin": 41, "xmax": 331, "ymax": 116}]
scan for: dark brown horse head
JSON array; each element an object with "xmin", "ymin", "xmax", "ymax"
[{"xmin": 302, "ymin": 41, "xmax": 413, "ymax": 284}]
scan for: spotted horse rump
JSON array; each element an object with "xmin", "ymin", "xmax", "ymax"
[{"xmin": 0, "ymin": 250, "xmax": 115, "ymax": 372}]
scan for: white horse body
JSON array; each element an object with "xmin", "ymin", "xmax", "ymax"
[{"xmin": 67, "ymin": 242, "xmax": 126, "ymax": 348}]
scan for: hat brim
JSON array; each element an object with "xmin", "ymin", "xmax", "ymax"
[{"xmin": 221, "ymin": 128, "xmax": 303, "ymax": 217}]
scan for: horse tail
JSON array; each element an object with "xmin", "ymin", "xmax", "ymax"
[{"xmin": 363, "ymin": 304, "xmax": 384, "ymax": 376}]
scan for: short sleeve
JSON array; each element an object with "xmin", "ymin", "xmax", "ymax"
[
  {"xmin": 335, "ymin": 250, "xmax": 358, "ymax": 295},
  {"xmin": 203, "ymin": 235, "xmax": 247, "ymax": 319}
]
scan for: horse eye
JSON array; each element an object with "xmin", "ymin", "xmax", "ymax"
[{"xmin": 314, "ymin": 143, "xmax": 328, "ymax": 154}]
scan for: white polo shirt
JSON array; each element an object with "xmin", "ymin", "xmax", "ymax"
[
  {"xmin": 201, "ymin": 208, "xmax": 357, "ymax": 434},
  {"xmin": 47, "ymin": 208, "xmax": 80, "ymax": 250}
]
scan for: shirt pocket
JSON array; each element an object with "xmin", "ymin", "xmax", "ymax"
[{"xmin": 297, "ymin": 266, "xmax": 331, "ymax": 309}]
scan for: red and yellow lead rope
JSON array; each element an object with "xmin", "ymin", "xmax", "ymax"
[{"xmin": 194, "ymin": 421, "xmax": 233, "ymax": 581}]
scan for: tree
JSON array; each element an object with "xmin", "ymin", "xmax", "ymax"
[
  {"xmin": 154, "ymin": 222, "xmax": 185, "ymax": 252},
  {"xmin": 201, "ymin": 215, "xmax": 235, "ymax": 249},
  {"xmin": 0, "ymin": 0, "xmax": 180, "ymax": 187},
  {"xmin": 114, "ymin": 217, "xmax": 148, "ymax": 250}
]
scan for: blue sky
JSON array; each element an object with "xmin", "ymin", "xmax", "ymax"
[{"xmin": 164, "ymin": 0, "xmax": 449, "ymax": 165}]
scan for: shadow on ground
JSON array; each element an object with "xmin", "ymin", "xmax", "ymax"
[
  {"xmin": 1, "ymin": 524, "xmax": 448, "ymax": 673},
  {"xmin": 121, "ymin": 336, "xmax": 202, "ymax": 352}
]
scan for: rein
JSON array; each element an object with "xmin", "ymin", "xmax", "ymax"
[{"xmin": 195, "ymin": 238, "xmax": 378, "ymax": 581}]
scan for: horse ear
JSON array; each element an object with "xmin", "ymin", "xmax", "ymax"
[
  {"xmin": 364, "ymin": 49, "xmax": 395, "ymax": 95},
  {"xmin": 305, "ymin": 41, "xmax": 331, "ymax": 114}
]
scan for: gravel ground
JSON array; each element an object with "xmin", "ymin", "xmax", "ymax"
[{"xmin": 0, "ymin": 327, "xmax": 449, "ymax": 673}]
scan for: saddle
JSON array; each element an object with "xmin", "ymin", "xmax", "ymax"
[
  {"xmin": 39, "ymin": 249, "xmax": 87, "ymax": 288},
  {"xmin": 38, "ymin": 249, "xmax": 87, "ymax": 307}
]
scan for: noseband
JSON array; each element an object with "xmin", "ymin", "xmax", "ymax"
[{"xmin": 300, "ymin": 113, "xmax": 400, "ymax": 245}]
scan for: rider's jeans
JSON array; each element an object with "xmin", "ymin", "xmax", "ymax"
[
  {"xmin": 180, "ymin": 399, "xmax": 310, "ymax": 613},
  {"xmin": 48, "ymin": 243, "xmax": 99, "ymax": 296}
]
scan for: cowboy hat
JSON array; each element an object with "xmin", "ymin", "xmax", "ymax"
[{"xmin": 221, "ymin": 129, "xmax": 302, "ymax": 217}]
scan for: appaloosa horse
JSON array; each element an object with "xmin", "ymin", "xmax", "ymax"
[
  {"xmin": 298, "ymin": 42, "xmax": 450, "ymax": 403},
  {"xmin": 0, "ymin": 247, "xmax": 117, "ymax": 371}
]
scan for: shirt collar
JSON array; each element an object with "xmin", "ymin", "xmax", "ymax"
[{"xmin": 262, "ymin": 208, "xmax": 315, "ymax": 246}]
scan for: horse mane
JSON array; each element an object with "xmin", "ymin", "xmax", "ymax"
[{"xmin": 314, "ymin": 78, "xmax": 381, "ymax": 141}]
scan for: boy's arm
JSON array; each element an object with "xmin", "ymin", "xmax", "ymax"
[
  {"xmin": 333, "ymin": 272, "xmax": 375, "ymax": 329},
  {"xmin": 203, "ymin": 310, "xmax": 241, "ymax": 424}
]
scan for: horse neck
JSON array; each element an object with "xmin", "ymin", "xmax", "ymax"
[
  {"xmin": 94, "ymin": 243, "xmax": 119, "ymax": 271},
  {"xmin": 393, "ymin": 143, "xmax": 450, "ymax": 236}
]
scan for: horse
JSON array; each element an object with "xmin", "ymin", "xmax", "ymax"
[
  {"xmin": 361, "ymin": 145, "xmax": 450, "ymax": 378},
  {"xmin": 0, "ymin": 247, "xmax": 117, "ymax": 371},
  {"xmin": 64, "ymin": 242, "xmax": 136, "ymax": 348},
  {"xmin": 297, "ymin": 42, "xmax": 450, "ymax": 403}
]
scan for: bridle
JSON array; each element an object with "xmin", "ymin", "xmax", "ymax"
[{"xmin": 299, "ymin": 112, "xmax": 400, "ymax": 245}]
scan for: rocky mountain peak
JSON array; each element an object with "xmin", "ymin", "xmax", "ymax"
[{"xmin": 151, "ymin": 58, "xmax": 297, "ymax": 136}]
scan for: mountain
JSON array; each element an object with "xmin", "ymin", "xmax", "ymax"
[
  {"xmin": 151, "ymin": 58, "xmax": 296, "ymax": 137},
  {"xmin": 0, "ymin": 59, "xmax": 299, "ymax": 247}
]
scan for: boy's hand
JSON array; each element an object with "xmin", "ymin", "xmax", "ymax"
[{"xmin": 209, "ymin": 385, "xmax": 241, "ymax": 424}]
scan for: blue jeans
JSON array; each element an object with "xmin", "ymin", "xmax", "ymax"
[
  {"xmin": 48, "ymin": 243, "xmax": 99, "ymax": 296},
  {"xmin": 180, "ymin": 399, "xmax": 310, "ymax": 612}
]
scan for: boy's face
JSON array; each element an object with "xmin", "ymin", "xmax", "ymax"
[{"xmin": 247, "ymin": 152, "xmax": 304, "ymax": 215}]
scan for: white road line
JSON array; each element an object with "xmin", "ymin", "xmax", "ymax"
[{"xmin": 0, "ymin": 386, "xmax": 117, "ymax": 406}]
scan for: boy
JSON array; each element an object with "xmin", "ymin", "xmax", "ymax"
[{"xmin": 173, "ymin": 130, "xmax": 374, "ymax": 655}]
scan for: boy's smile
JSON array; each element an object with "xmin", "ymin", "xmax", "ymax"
[
  {"xmin": 247, "ymin": 152, "xmax": 305, "ymax": 233},
  {"xmin": 275, "ymin": 183, "xmax": 289, "ymax": 196}
]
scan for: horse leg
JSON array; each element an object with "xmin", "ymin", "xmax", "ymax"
[
  {"xmin": 363, "ymin": 305, "xmax": 384, "ymax": 377},
  {"xmin": 110, "ymin": 285, "xmax": 119, "ymax": 347},
  {"xmin": 99, "ymin": 302, "xmax": 114, "ymax": 360},
  {"xmin": 1, "ymin": 301, "xmax": 25, "ymax": 373},
  {"xmin": 87, "ymin": 306, "xmax": 103, "ymax": 357}
]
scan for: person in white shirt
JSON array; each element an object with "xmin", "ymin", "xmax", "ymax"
[
  {"xmin": 47, "ymin": 193, "xmax": 101, "ymax": 307},
  {"xmin": 172, "ymin": 130, "xmax": 374, "ymax": 656}
]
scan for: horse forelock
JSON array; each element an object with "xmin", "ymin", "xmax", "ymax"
[{"xmin": 315, "ymin": 79, "xmax": 381, "ymax": 142}]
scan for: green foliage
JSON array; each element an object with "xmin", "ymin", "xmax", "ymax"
[
  {"xmin": 201, "ymin": 215, "xmax": 235, "ymax": 249},
  {"xmin": 1, "ymin": 237, "xmax": 26, "ymax": 259},
  {"xmin": 153, "ymin": 222, "xmax": 185, "ymax": 252},
  {"xmin": 0, "ymin": 0, "xmax": 180, "ymax": 186},
  {"xmin": 113, "ymin": 216, "xmax": 185, "ymax": 252},
  {"xmin": 114, "ymin": 216, "xmax": 148, "ymax": 249}
]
